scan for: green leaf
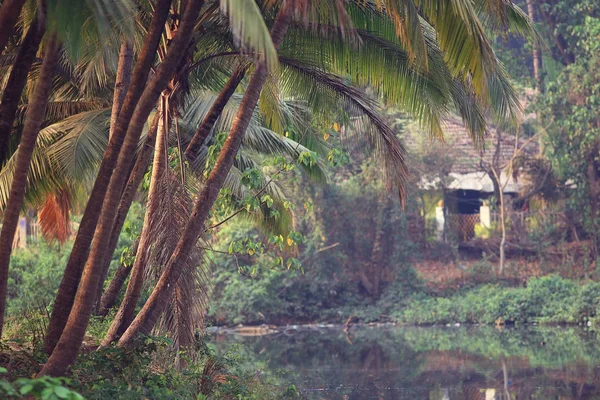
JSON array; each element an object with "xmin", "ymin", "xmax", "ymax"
[
  {"xmin": 20, "ymin": 383, "xmax": 34, "ymax": 395},
  {"xmin": 54, "ymin": 386, "xmax": 70, "ymax": 398},
  {"xmin": 220, "ymin": 0, "xmax": 278, "ymax": 70}
]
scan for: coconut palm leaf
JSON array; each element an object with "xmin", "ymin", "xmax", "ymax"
[
  {"xmin": 278, "ymin": 57, "xmax": 407, "ymax": 195},
  {"xmin": 219, "ymin": 0, "xmax": 278, "ymax": 70},
  {"xmin": 140, "ymin": 170, "xmax": 210, "ymax": 350},
  {"xmin": 46, "ymin": 0, "xmax": 136, "ymax": 59},
  {"xmin": 182, "ymin": 91, "xmax": 328, "ymax": 179},
  {"xmin": 14, "ymin": 101, "xmax": 108, "ymax": 127},
  {"xmin": 38, "ymin": 188, "xmax": 72, "ymax": 243}
]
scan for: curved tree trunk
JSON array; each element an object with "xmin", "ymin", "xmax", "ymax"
[
  {"xmin": 0, "ymin": 0, "xmax": 26, "ymax": 56},
  {"xmin": 94, "ymin": 112, "xmax": 160, "ymax": 314},
  {"xmin": 0, "ymin": 10, "xmax": 46, "ymax": 165},
  {"xmin": 43, "ymin": 0, "xmax": 173, "ymax": 355},
  {"xmin": 0, "ymin": 36, "xmax": 59, "ymax": 338},
  {"xmin": 101, "ymin": 96, "xmax": 170, "ymax": 345},
  {"xmin": 110, "ymin": 40, "xmax": 134, "ymax": 138},
  {"xmin": 39, "ymin": 0, "xmax": 204, "ymax": 377},
  {"xmin": 117, "ymin": 1, "xmax": 293, "ymax": 347},
  {"xmin": 97, "ymin": 239, "xmax": 138, "ymax": 316},
  {"xmin": 184, "ymin": 65, "xmax": 246, "ymax": 160}
]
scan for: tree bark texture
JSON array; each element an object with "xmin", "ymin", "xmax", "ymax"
[
  {"xmin": 0, "ymin": 0, "xmax": 26, "ymax": 56},
  {"xmin": 184, "ymin": 65, "xmax": 246, "ymax": 160},
  {"xmin": 43, "ymin": 0, "xmax": 173, "ymax": 355},
  {"xmin": 117, "ymin": 0, "xmax": 293, "ymax": 347},
  {"xmin": 526, "ymin": 0, "xmax": 543, "ymax": 93},
  {"xmin": 101, "ymin": 96, "xmax": 170, "ymax": 345},
  {"xmin": 109, "ymin": 40, "xmax": 134, "ymax": 138},
  {"xmin": 0, "ymin": 36, "xmax": 59, "ymax": 338},
  {"xmin": 98, "ymin": 238, "xmax": 139, "ymax": 316},
  {"xmin": 94, "ymin": 112, "xmax": 160, "ymax": 313},
  {"xmin": 0, "ymin": 10, "xmax": 46, "ymax": 165},
  {"xmin": 39, "ymin": 0, "xmax": 204, "ymax": 377}
]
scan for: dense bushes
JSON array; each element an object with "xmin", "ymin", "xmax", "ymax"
[
  {"xmin": 0, "ymin": 337, "xmax": 299, "ymax": 399},
  {"xmin": 399, "ymin": 275, "xmax": 600, "ymax": 325},
  {"xmin": 210, "ymin": 216, "xmax": 600, "ymax": 327},
  {"xmin": 5, "ymin": 204, "xmax": 142, "ymax": 321},
  {"xmin": 7, "ymin": 242, "xmax": 72, "ymax": 317}
]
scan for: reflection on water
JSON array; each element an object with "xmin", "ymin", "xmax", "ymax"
[{"xmin": 213, "ymin": 326, "xmax": 600, "ymax": 399}]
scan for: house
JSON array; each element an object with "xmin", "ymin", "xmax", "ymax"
[{"xmin": 403, "ymin": 113, "xmax": 539, "ymax": 242}]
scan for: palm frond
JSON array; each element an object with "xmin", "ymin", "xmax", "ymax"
[
  {"xmin": 46, "ymin": 0, "xmax": 136, "ymax": 60},
  {"xmin": 374, "ymin": 0, "xmax": 428, "ymax": 67},
  {"xmin": 142, "ymin": 171, "xmax": 210, "ymax": 350},
  {"xmin": 14, "ymin": 101, "xmax": 107, "ymax": 127},
  {"xmin": 38, "ymin": 188, "xmax": 72, "ymax": 243},
  {"xmin": 279, "ymin": 57, "xmax": 407, "ymax": 197},
  {"xmin": 220, "ymin": 0, "xmax": 279, "ymax": 70},
  {"xmin": 44, "ymin": 109, "xmax": 111, "ymax": 181}
]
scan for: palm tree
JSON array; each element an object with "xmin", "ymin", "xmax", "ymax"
[
  {"xmin": 0, "ymin": 0, "xmax": 137, "ymax": 342},
  {"xmin": 116, "ymin": 0, "xmax": 534, "ymax": 345},
  {"xmin": 43, "ymin": 0, "xmax": 173, "ymax": 354},
  {"xmin": 0, "ymin": 33, "xmax": 60, "ymax": 338},
  {"xmin": 116, "ymin": 0, "xmax": 294, "ymax": 346},
  {"xmin": 0, "ymin": 0, "xmax": 534, "ymax": 371},
  {"xmin": 0, "ymin": 9, "xmax": 46, "ymax": 164},
  {"xmin": 44, "ymin": 0, "xmax": 281, "ymax": 355},
  {"xmin": 101, "ymin": 96, "xmax": 171, "ymax": 344},
  {"xmin": 0, "ymin": 0, "xmax": 27, "ymax": 55},
  {"xmin": 39, "ymin": 0, "xmax": 205, "ymax": 376}
]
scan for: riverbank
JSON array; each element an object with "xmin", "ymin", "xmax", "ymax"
[{"xmin": 210, "ymin": 275, "xmax": 600, "ymax": 328}]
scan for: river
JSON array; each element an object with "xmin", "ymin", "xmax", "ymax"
[{"xmin": 213, "ymin": 325, "xmax": 600, "ymax": 399}]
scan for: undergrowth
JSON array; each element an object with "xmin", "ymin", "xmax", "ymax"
[{"xmin": 0, "ymin": 334, "xmax": 299, "ymax": 399}]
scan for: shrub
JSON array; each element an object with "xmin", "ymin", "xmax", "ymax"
[{"xmin": 398, "ymin": 276, "xmax": 600, "ymax": 326}]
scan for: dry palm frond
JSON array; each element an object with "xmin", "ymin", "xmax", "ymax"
[
  {"xmin": 199, "ymin": 357, "xmax": 228, "ymax": 395},
  {"xmin": 140, "ymin": 170, "xmax": 211, "ymax": 353},
  {"xmin": 38, "ymin": 188, "xmax": 71, "ymax": 243}
]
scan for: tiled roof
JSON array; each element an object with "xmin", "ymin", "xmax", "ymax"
[{"xmin": 403, "ymin": 115, "xmax": 539, "ymax": 175}]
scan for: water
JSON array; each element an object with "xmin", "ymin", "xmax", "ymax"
[{"xmin": 213, "ymin": 325, "xmax": 600, "ymax": 399}]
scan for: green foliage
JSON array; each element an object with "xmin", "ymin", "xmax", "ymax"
[
  {"xmin": 7, "ymin": 242, "xmax": 71, "ymax": 317},
  {"xmin": 209, "ymin": 206, "xmax": 424, "ymax": 325},
  {"xmin": 399, "ymin": 275, "xmax": 600, "ymax": 325},
  {"xmin": 6, "ymin": 203, "xmax": 143, "ymax": 318},
  {"xmin": 0, "ymin": 334, "xmax": 293, "ymax": 400},
  {"xmin": 0, "ymin": 367, "xmax": 83, "ymax": 400}
]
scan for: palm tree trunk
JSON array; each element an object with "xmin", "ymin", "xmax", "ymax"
[
  {"xmin": 184, "ymin": 66, "xmax": 246, "ymax": 160},
  {"xmin": 0, "ymin": 36, "xmax": 59, "ymax": 338},
  {"xmin": 97, "ymin": 238, "xmax": 138, "ymax": 315},
  {"xmin": 117, "ymin": 1, "xmax": 293, "ymax": 347},
  {"xmin": 525, "ymin": 0, "xmax": 543, "ymax": 93},
  {"xmin": 39, "ymin": 0, "xmax": 204, "ymax": 377},
  {"xmin": 94, "ymin": 112, "xmax": 160, "ymax": 314},
  {"xmin": 43, "ymin": 0, "xmax": 173, "ymax": 355},
  {"xmin": 0, "ymin": 10, "xmax": 46, "ymax": 165},
  {"xmin": 110, "ymin": 40, "xmax": 134, "ymax": 137},
  {"xmin": 0, "ymin": 0, "xmax": 26, "ymax": 55},
  {"xmin": 101, "ymin": 96, "xmax": 170, "ymax": 345}
]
